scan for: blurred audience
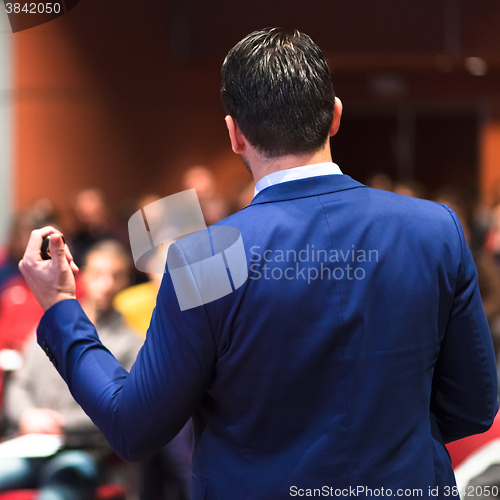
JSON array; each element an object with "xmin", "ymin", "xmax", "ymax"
[
  {"xmin": 181, "ymin": 166, "xmax": 229, "ymax": 224},
  {"xmin": 393, "ymin": 179, "xmax": 427, "ymax": 199},
  {"xmin": 114, "ymin": 246, "xmax": 165, "ymax": 338},
  {"xmin": 365, "ymin": 172, "xmax": 394, "ymax": 191},
  {"xmin": 69, "ymin": 189, "xmax": 116, "ymax": 267},
  {"xmin": 0, "ymin": 203, "xmax": 57, "ymax": 291},
  {"xmin": 0, "ymin": 205, "xmax": 59, "ymax": 353},
  {"xmin": 1, "ymin": 170, "xmax": 500, "ymax": 498},
  {"xmin": 484, "ymin": 204, "xmax": 500, "ymax": 267},
  {"xmin": 0, "ymin": 240, "xmax": 143, "ymax": 500}
]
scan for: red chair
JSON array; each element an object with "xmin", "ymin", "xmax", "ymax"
[
  {"xmin": 0, "ymin": 484, "xmax": 127, "ymax": 500},
  {"xmin": 446, "ymin": 415, "xmax": 500, "ymax": 468}
]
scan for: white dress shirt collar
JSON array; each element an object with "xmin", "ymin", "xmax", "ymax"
[{"xmin": 254, "ymin": 162, "xmax": 343, "ymax": 196}]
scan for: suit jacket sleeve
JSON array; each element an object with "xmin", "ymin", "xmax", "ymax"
[
  {"xmin": 36, "ymin": 260, "xmax": 217, "ymax": 462},
  {"xmin": 431, "ymin": 206, "xmax": 499, "ymax": 443}
]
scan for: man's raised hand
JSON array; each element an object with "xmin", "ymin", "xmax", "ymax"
[{"xmin": 18, "ymin": 227, "xmax": 79, "ymax": 311}]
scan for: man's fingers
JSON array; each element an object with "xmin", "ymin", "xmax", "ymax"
[
  {"xmin": 24, "ymin": 226, "xmax": 59, "ymax": 261},
  {"xmin": 64, "ymin": 244, "xmax": 79, "ymax": 271},
  {"xmin": 48, "ymin": 233, "xmax": 67, "ymax": 267}
]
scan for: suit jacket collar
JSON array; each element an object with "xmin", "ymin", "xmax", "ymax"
[{"xmin": 250, "ymin": 174, "xmax": 367, "ymax": 206}]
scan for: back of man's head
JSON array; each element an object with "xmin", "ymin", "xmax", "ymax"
[{"xmin": 221, "ymin": 28, "xmax": 335, "ymax": 158}]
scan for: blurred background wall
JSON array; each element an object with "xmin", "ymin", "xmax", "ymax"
[{"xmin": 3, "ymin": 0, "xmax": 500, "ymax": 238}]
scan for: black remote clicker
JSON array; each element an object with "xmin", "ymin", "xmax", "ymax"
[{"xmin": 41, "ymin": 234, "xmax": 66, "ymax": 260}]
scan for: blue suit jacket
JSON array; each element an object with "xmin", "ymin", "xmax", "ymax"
[{"xmin": 38, "ymin": 175, "xmax": 498, "ymax": 499}]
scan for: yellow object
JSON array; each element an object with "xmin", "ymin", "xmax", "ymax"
[{"xmin": 113, "ymin": 281, "xmax": 159, "ymax": 337}]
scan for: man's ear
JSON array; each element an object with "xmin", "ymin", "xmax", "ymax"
[
  {"xmin": 329, "ymin": 97, "xmax": 343, "ymax": 137},
  {"xmin": 225, "ymin": 115, "xmax": 246, "ymax": 154}
]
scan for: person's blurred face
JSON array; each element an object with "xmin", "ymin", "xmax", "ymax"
[
  {"xmin": 182, "ymin": 167, "xmax": 216, "ymax": 199},
  {"xmin": 82, "ymin": 253, "xmax": 130, "ymax": 312},
  {"xmin": 74, "ymin": 189, "xmax": 107, "ymax": 226}
]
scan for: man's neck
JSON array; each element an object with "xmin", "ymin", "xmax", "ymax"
[{"xmin": 249, "ymin": 144, "xmax": 333, "ymax": 184}]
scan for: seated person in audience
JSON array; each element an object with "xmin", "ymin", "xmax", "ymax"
[
  {"xmin": 0, "ymin": 240, "xmax": 143, "ymax": 500},
  {"xmin": 181, "ymin": 166, "xmax": 229, "ymax": 225},
  {"xmin": 68, "ymin": 189, "xmax": 116, "ymax": 267},
  {"xmin": 114, "ymin": 245, "xmax": 166, "ymax": 337},
  {"xmin": 0, "ymin": 206, "xmax": 58, "ymax": 353}
]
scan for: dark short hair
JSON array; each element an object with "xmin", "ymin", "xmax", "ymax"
[{"xmin": 221, "ymin": 28, "xmax": 335, "ymax": 158}]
